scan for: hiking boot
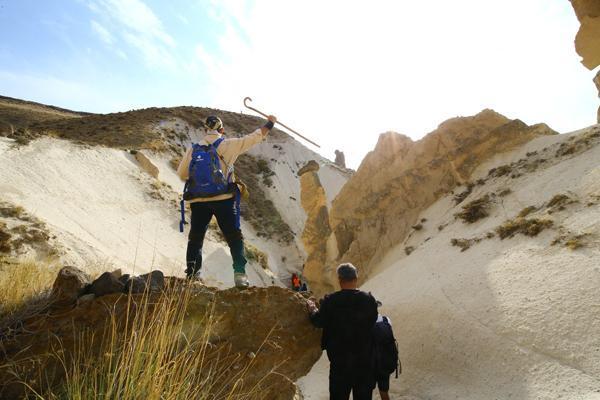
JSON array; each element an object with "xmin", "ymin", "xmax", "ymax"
[
  {"xmin": 234, "ymin": 272, "xmax": 249, "ymax": 288},
  {"xmin": 191, "ymin": 270, "xmax": 203, "ymax": 283}
]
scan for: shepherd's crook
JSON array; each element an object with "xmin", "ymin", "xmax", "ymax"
[{"xmin": 243, "ymin": 97, "xmax": 320, "ymax": 148}]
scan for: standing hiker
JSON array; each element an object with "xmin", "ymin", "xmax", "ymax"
[
  {"xmin": 292, "ymin": 273, "xmax": 301, "ymax": 291},
  {"xmin": 307, "ymin": 263, "xmax": 378, "ymax": 400},
  {"xmin": 372, "ymin": 301, "xmax": 400, "ymax": 400},
  {"xmin": 177, "ymin": 114, "xmax": 276, "ymax": 288}
]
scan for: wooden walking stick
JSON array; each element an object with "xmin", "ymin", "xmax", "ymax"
[{"xmin": 243, "ymin": 97, "xmax": 321, "ymax": 148}]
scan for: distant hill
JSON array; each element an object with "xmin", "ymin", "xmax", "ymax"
[
  {"xmin": 0, "ymin": 96, "xmax": 289, "ymax": 151},
  {"xmin": 0, "ymin": 95, "xmax": 85, "ymax": 136}
]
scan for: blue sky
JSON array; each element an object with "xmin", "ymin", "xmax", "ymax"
[{"xmin": 0, "ymin": 0, "xmax": 597, "ymax": 167}]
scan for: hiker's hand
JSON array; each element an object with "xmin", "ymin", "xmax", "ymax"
[
  {"xmin": 261, "ymin": 115, "xmax": 277, "ymax": 136},
  {"xmin": 306, "ymin": 299, "xmax": 318, "ymax": 314}
]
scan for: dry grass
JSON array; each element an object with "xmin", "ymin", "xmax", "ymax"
[
  {"xmin": 495, "ymin": 218, "xmax": 553, "ymax": 239},
  {"xmin": 169, "ymin": 156, "xmax": 181, "ymax": 171},
  {"xmin": 236, "ymin": 154, "xmax": 294, "ymax": 243},
  {"xmin": 42, "ymin": 290, "xmax": 259, "ymax": 400},
  {"xmin": 518, "ymin": 206, "xmax": 537, "ymax": 218},
  {"xmin": 488, "ymin": 164, "xmax": 512, "ymax": 178},
  {"xmin": 450, "ymin": 238, "xmax": 480, "ymax": 252},
  {"xmin": 0, "ymin": 257, "xmax": 61, "ymax": 320},
  {"xmin": 547, "ymin": 194, "xmax": 572, "ymax": 209},
  {"xmin": 455, "ymin": 194, "xmax": 491, "ymax": 224},
  {"xmin": 453, "ymin": 183, "xmax": 474, "ymax": 205},
  {"xmin": 245, "ymin": 243, "xmax": 269, "ymax": 270},
  {"xmin": 0, "ymin": 96, "xmax": 83, "ymax": 137},
  {"xmin": 1, "ymin": 261, "xmax": 269, "ymax": 400},
  {"xmin": 0, "ymin": 223, "xmax": 11, "ymax": 253}
]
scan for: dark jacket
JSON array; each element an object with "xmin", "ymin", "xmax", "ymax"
[{"xmin": 310, "ymin": 289, "xmax": 378, "ymax": 374}]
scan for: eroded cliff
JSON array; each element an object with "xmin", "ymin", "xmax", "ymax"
[{"xmin": 304, "ymin": 110, "xmax": 557, "ymax": 291}]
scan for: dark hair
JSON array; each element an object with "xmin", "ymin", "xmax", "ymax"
[{"xmin": 337, "ymin": 263, "xmax": 358, "ymax": 281}]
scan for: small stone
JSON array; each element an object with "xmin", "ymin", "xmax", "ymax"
[
  {"xmin": 125, "ymin": 270, "xmax": 165, "ymax": 294},
  {"xmin": 76, "ymin": 293, "xmax": 95, "ymax": 306},
  {"xmin": 51, "ymin": 266, "xmax": 92, "ymax": 306},
  {"xmin": 89, "ymin": 271, "xmax": 125, "ymax": 297},
  {"xmin": 125, "ymin": 276, "xmax": 145, "ymax": 294},
  {"xmin": 111, "ymin": 269, "xmax": 122, "ymax": 279},
  {"xmin": 118, "ymin": 274, "xmax": 130, "ymax": 286},
  {"xmin": 140, "ymin": 270, "xmax": 165, "ymax": 292}
]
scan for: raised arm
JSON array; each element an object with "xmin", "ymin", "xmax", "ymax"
[{"xmin": 221, "ymin": 115, "xmax": 277, "ymax": 156}]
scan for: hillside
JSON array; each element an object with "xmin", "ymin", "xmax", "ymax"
[
  {"xmin": 299, "ymin": 124, "xmax": 600, "ymax": 399},
  {"xmin": 0, "ymin": 98, "xmax": 350, "ymax": 287},
  {"xmin": 0, "ymin": 95, "xmax": 84, "ymax": 137}
]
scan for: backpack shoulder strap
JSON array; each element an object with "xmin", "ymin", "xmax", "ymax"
[{"xmin": 212, "ymin": 137, "xmax": 225, "ymax": 148}]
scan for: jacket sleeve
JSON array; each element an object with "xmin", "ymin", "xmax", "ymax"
[
  {"xmin": 221, "ymin": 129, "xmax": 265, "ymax": 158},
  {"xmin": 177, "ymin": 148, "xmax": 192, "ymax": 181},
  {"xmin": 309, "ymin": 296, "xmax": 329, "ymax": 328}
]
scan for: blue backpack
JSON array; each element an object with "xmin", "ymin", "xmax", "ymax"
[{"xmin": 179, "ymin": 138, "xmax": 232, "ymax": 231}]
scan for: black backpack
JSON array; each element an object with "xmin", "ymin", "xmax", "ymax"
[{"xmin": 372, "ymin": 316, "xmax": 401, "ymax": 378}]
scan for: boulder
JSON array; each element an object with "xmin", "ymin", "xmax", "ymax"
[
  {"xmin": 297, "ymin": 160, "xmax": 320, "ymax": 176},
  {"xmin": 134, "ymin": 151, "xmax": 159, "ymax": 179},
  {"xmin": 124, "ymin": 270, "xmax": 165, "ymax": 293},
  {"xmin": 50, "ymin": 266, "xmax": 91, "ymax": 305},
  {"xmin": 118, "ymin": 273, "xmax": 130, "ymax": 286},
  {"xmin": 89, "ymin": 271, "xmax": 125, "ymax": 297}
]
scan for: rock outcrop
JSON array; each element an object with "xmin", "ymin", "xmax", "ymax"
[
  {"xmin": 570, "ymin": 0, "xmax": 600, "ymax": 69},
  {"xmin": 0, "ymin": 267, "xmax": 321, "ymax": 399},
  {"xmin": 334, "ymin": 150, "xmax": 346, "ymax": 169},
  {"xmin": 298, "ymin": 162, "xmax": 335, "ymax": 294},
  {"xmin": 305, "ymin": 110, "xmax": 557, "ymax": 292},
  {"xmin": 50, "ymin": 266, "xmax": 91, "ymax": 306},
  {"xmin": 133, "ymin": 150, "xmax": 159, "ymax": 179}
]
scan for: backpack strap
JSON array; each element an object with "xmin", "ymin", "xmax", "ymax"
[
  {"xmin": 212, "ymin": 139, "xmax": 234, "ymax": 182},
  {"xmin": 212, "ymin": 137, "xmax": 225, "ymax": 148}
]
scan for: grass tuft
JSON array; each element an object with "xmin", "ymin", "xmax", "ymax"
[
  {"xmin": 495, "ymin": 218, "xmax": 553, "ymax": 239},
  {"xmin": 517, "ymin": 206, "xmax": 537, "ymax": 218},
  {"xmin": 455, "ymin": 194, "xmax": 491, "ymax": 223}
]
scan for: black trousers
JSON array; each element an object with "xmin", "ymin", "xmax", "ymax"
[
  {"xmin": 329, "ymin": 367, "xmax": 374, "ymax": 400},
  {"xmin": 185, "ymin": 197, "xmax": 246, "ymax": 275}
]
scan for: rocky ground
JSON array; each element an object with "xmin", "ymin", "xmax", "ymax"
[{"xmin": 0, "ymin": 266, "xmax": 321, "ymax": 400}]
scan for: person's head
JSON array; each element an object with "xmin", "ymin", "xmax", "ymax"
[
  {"xmin": 204, "ymin": 116, "xmax": 224, "ymax": 135},
  {"xmin": 337, "ymin": 263, "xmax": 358, "ymax": 289}
]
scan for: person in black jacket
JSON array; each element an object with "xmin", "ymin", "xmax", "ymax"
[{"xmin": 307, "ymin": 263, "xmax": 378, "ymax": 400}]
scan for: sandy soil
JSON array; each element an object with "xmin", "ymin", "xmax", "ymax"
[{"xmin": 0, "ymin": 137, "xmax": 269, "ymax": 287}]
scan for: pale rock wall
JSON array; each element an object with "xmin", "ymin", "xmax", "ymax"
[{"xmin": 309, "ymin": 110, "xmax": 557, "ymax": 291}]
